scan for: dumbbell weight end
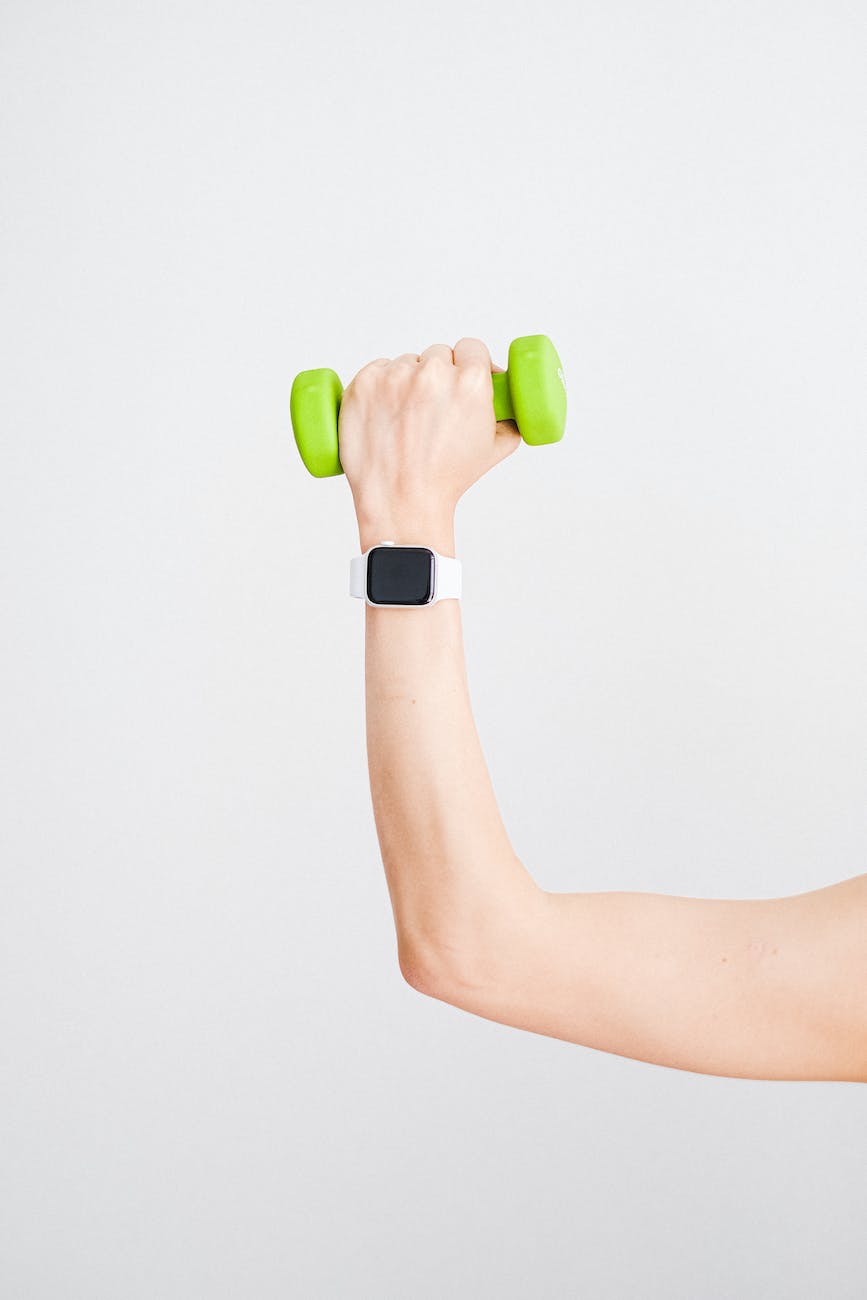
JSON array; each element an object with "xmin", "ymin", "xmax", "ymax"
[{"xmin": 290, "ymin": 367, "xmax": 344, "ymax": 478}]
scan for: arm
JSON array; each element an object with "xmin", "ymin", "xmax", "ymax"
[{"xmin": 338, "ymin": 337, "xmax": 867, "ymax": 1082}]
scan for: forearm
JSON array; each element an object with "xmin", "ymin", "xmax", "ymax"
[{"xmin": 360, "ymin": 514, "xmax": 541, "ymax": 987}]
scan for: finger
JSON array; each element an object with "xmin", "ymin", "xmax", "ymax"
[
  {"xmin": 419, "ymin": 343, "xmax": 454, "ymax": 365},
  {"xmin": 393, "ymin": 351, "xmax": 421, "ymax": 367},
  {"xmin": 453, "ymin": 336, "xmax": 491, "ymax": 374}
]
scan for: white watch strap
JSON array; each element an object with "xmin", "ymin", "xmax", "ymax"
[
  {"xmin": 432, "ymin": 553, "xmax": 462, "ymax": 601},
  {"xmin": 349, "ymin": 554, "xmax": 367, "ymax": 598},
  {"xmin": 349, "ymin": 544, "xmax": 462, "ymax": 603}
]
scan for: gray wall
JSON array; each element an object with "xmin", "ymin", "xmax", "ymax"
[{"xmin": 1, "ymin": 1, "xmax": 865, "ymax": 1296}]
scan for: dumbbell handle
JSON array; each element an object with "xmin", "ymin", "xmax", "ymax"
[{"xmin": 491, "ymin": 370, "xmax": 516, "ymax": 424}]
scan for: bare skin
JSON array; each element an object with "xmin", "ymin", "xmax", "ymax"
[{"xmin": 338, "ymin": 337, "xmax": 867, "ymax": 1082}]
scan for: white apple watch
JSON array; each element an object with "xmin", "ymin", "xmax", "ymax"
[{"xmin": 350, "ymin": 542, "xmax": 462, "ymax": 607}]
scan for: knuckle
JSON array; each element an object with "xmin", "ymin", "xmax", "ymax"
[
  {"xmin": 383, "ymin": 361, "xmax": 407, "ymax": 385},
  {"xmin": 417, "ymin": 360, "xmax": 445, "ymax": 386},
  {"xmin": 352, "ymin": 359, "xmax": 386, "ymax": 390},
  {"xmin": 458, "ymin": 363, "xmax": 490, "ymax": 389}
]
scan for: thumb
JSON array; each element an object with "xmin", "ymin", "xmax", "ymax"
[{"xmin": 492, "ymin": 423, "xmax": 522, "ymax": 464}]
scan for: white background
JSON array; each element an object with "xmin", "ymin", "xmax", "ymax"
[{"xmin": 1, "ymin": 1, "xmax": 866, "ymax": 1296}]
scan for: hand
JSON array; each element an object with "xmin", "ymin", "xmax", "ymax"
[{"xmin": 337, "ymin": 337, "xmax": 521, "ymax": 552}]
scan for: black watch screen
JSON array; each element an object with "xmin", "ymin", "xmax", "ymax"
[{"xmin": 366, "ymin": 546, "xmax": 434, "ymax": 606}]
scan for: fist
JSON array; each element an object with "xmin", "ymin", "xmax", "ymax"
[{"xmin": 338, "ymin": 337, "xmax": 521, "ymax": 538}]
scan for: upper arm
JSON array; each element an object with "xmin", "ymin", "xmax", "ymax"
[{"xmin": 447, "ymin": 874, "xmax": 867, "ymax": 1081}]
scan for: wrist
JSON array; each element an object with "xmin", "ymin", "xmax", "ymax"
[{"xmin": 356, "ymin": 508, "xmax": 456, "ymax": 556}]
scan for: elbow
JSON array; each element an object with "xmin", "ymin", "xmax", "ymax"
[
  {"xmin": 396, "ymin": 910, "xmax": 507, "ymax": 1007},
  {"xmin": 392, "ymin": 863, "xmax": 548, "ymax": 1011},
  {"xmin": 396, "ymin": 888, "xmax": 547, "ymax": 1008},
  {"xmin": 397, "ymin": 937, "xmax": 477, "ymax": 1005},
  {"xmin": 398, "ymin": 945, "xmax": 443, "ymax": 999}
]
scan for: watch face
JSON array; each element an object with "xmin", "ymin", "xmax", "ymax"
[{"xmin": 366, "ymin": 546, "xmax": 434, "ymax": 606}]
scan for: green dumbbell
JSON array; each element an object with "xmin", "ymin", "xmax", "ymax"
[{"xmin": 290, "ymin": 334, "xmax": 567, "ymax": 478}]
